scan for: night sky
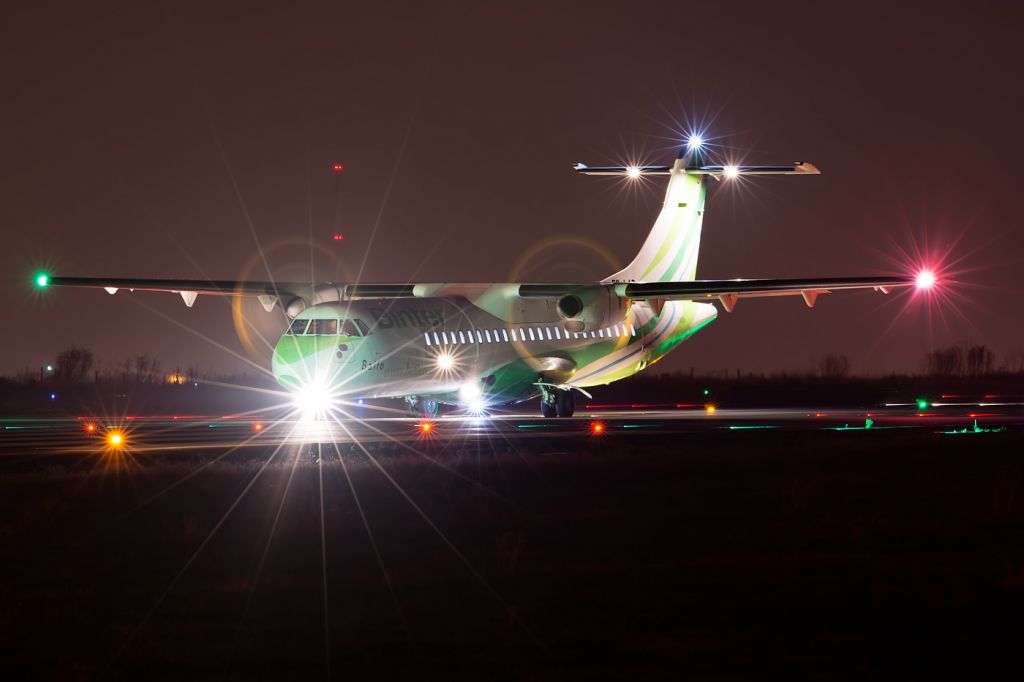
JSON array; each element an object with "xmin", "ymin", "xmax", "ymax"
[{"xmin": 2, "ymin": 1, "xmax": 1021, "ymax": 377}]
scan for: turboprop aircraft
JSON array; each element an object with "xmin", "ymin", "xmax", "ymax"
[{"xmin": 35, "ymin": 136, "xmax": 932, "ymax": 418}]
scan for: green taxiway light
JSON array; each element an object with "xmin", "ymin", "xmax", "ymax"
[
  {"xmin": 728, "ymin": 425, "xmax": 778, "ymax": 430},
  {"xmin": 703, "ymin": 389, "xmax": 710, "ymax": 396},
  {"xmin": 941, "ymin": 419, "xmax": 1007, "ymax": 435},
  {"xmin": 916, "ymin": 398, "xmax": 929, "ymax": 410},
  {"xmin": 35, "ymin": 273, "xmax": 49, "ymax": 288}
]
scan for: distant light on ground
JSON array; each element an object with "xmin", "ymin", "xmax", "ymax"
[
  {"xmin": 723, "ymin": 165, "xmax": 739, "ymax": 179},
  {"xmin": 591, "ymin": 421, "xmax": 605, "ymax": 434},
  {"xmin": 35, "ymin": 273, "xmax": 48, "ymax": 288},
  {"xmin": 626, "ymin": 166, "xmax": 641, "ymax": 178},
  {"xmin": 108, "ymin": 432, "xmax": 124, "ymax": 446},
  {"xmin": 705, "ymin": 404, "xmax": 717, "ymax": 415}
]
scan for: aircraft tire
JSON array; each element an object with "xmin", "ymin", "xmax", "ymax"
[
  {"xmin": 555, "ymin": 390, "xmax": 575, "ymax": 418},
  {"xmin": 540, "ymin": 400, "xmax": 557, "ymax": 418}
]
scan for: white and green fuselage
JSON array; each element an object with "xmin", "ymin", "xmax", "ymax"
[{"xmin": 271, "ymin": 289, "xmax": 717, "ymax": 407}]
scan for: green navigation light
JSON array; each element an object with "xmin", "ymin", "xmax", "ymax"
[{"xmin": 35, "ymin": 273, "xmax": 49, "ymax": 288}]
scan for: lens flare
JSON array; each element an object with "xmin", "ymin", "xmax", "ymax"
[
  {"xmin": 723, "ymin": 165, "xmax": 739, "ymax": 179},
  {"xmin": 625, "ymin": 165, "xmax": 641, "ymax": 179},
  {"xmin": 687, "ymin": 134, "xmax": 703, "ymax": 150},
  {"xmin": 436, "ymin": 353, "xmax": 455, "ymax": 370},
  {"xmin": 916, "ymin": 270, "xmax": 937, "ymax": 289}
]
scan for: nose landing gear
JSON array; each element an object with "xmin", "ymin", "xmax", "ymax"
[{"xmin": 539, "ymin": 385, "xmax": 575, "ymax": 418}]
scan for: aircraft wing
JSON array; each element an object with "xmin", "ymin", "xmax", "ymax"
[{"xmin": 611, "ymin": 276, "xmax": 915, "ymax": 312}]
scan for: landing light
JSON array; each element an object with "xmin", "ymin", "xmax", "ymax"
[
  {"xmin": 625, "ymin": 165, "xmax": 641, "ymax": 179},
  {"xmin": 294, "ymin": 382, "xmax": 334, "ymax": 418},
  {"xmin": 723, "ymin": 165, "xmax": 739, "ymax": 179},
  {"xmin": 687, "ymin": 135, "xmax": 703, "ymax": 150},
  {"xmin": 436, "ymin": 353, "xmax": 455, "ymax": 370},
  {"xmin": 916, "ymin": 270, "xmax": 937, "ymax": 290}
]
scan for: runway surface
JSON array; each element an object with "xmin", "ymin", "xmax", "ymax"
[
  {"xmin": 4, "ymin": 399, "xmax": 1024, "ymax": 678},
  {"xmin": 2, "ymin": 400, "xmax": 1020, "ymax": 458}
]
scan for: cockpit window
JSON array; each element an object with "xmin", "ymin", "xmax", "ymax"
[
  {"xmin": 309, "ymin": 319, "xmax": 338, "ymax": 336},
  {"xmin": 288, "ymin": 319, "xmax": 309, "ymax": 335},
  {"xmin": 354, "ymin": 319, "xmax": 371, "ymax": 336},
  {"xmin": 339, "ymin": 320, "xmax": 361, "ymax": 337}
]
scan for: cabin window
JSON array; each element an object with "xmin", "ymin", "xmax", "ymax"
[
  {"xmin": 442, "ymin": 331, "xmax": 450, "ymax": 344},
  {"xmin": 458, "ymin": 331, "xmax": 466, "ymax": 344},
  {"xmin": 354, "ymin": 319, "xmax": 371, "ymax": 336},
  {"xmin": 288, "ymin": 319, "xmax": 309, "ymax": 335},
  {"xmin": 598, "ymin": 328, "xmax": 605, "ymax": 338},
  {"xmin": 433, "ymin": 331, "xmax": 440, "ymax": 345},
  {"xmin": 501, "ymin": 329, "xmax": 509, "ymax": 342},
  {"xmin": 614, "ymin": 325, "xmax": 622, "ymax": 337},
  {"xmin": 476, "ymin": 330, "xmax": 483, "ymax": 343},
  {"xmin": 484, "ymin": 330, "xmax": 492, "ymax": 343},
  {"xmin": 629, "ymin": 324, "xmax": 637, "ymax": 336},
  {"xmin": 424, "ymin": 332, "xmax": 431, "ymax": 346}
]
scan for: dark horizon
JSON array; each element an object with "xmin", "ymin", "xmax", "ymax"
[{"xmin": 3, "ymin": 1, "xmax": 1021, "ymax": 377}]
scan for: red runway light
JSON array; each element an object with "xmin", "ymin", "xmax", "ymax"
[
  {"xmin": 591, "ymin": 421, "xmax": 605, "ymax": 434},
  {"xmin": 85, "ymin": 422, "xmax": 96, "ymax": 433},
  {"xmin": 418, "ymin": 421, "xmax": 432, "ymax": 433},
  {"xmin": 332, "ymin": 163, "xmax": 344, "ymax": 172},
  {"xmin": 332, "ymin": 234, "xmax": 344, "ymax": 241}
]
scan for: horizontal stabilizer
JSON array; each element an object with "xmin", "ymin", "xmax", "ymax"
[{"xmin": 573, "ymin": 162, "xmax": 819, "ymax": 176}]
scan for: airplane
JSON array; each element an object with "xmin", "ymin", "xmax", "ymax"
[{"xmin": 35, "ymin": 136, "xmax": 931, "ymax": 418}]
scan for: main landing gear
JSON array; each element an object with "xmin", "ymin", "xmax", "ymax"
[
  {"xmin": 540, "ymin": 385, "xmax": 575, "ymax": 418},
  {"xmin": 406, "ymin": 396, "xmax": 439, "ymax": 417}
]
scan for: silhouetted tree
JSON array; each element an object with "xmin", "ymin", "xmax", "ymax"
[
  {"xmin": 54, "ymin": 346, "xmax": 94, "ymax": 384},
  {"xmin": 817, "ymin": 354, "xmax": 851, "ymax": 378}
]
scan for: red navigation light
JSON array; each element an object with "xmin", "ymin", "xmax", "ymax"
[
  {"xmin": 591, "ymin": 421, "xmax": 605, "ymax": 434},
  {"xmin": 916, "ymin": 270, "xmax": 937, "ymax": 290},
  {"xmin": 332, "ymin": 234, "xmax": 344, "ymax": 241},
  {"xmin": 418, "ymin": 421, "xmax": 433, "ymax": 434},
  {"xmin": 85, "ymin": 422, "xmax": 97, "ymax": 433},
  {"xmin": 332, "ymin": 163, "xmax": 344, "ymax": 172}
]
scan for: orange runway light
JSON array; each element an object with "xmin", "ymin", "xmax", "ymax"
[
  {"xmin": 704, "ymin": 404, "xmax": 717, "ymax": 415},
  {"xmin": 418, "ymin": 421, "xmax": 433, "ymax": 434},
  {"xmin": 107, "ymin": 432, "xmax": 124, "ymax": 447},
  {"xmin": 84, "ymin": 422, "xmax": 97, "ymax": 433}
]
